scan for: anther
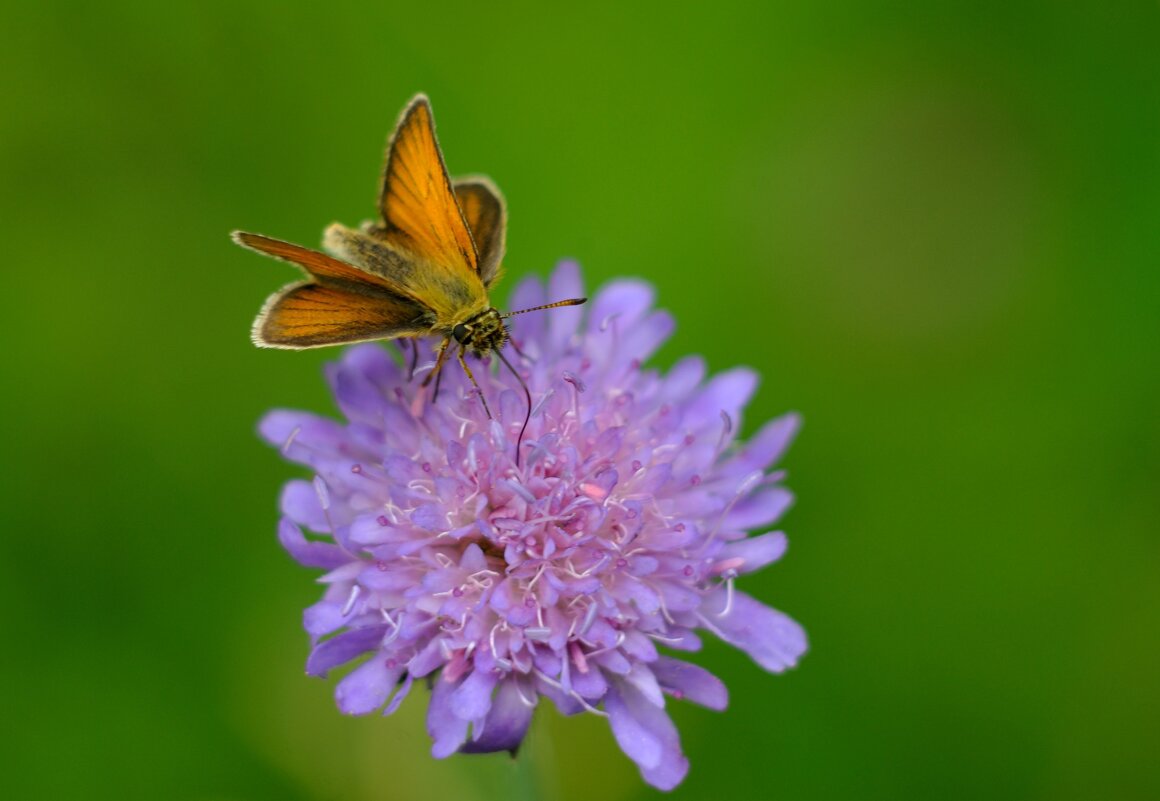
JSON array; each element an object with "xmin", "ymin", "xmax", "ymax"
[{"xmin": 562, "ymin": 371, "xmax": 586, "ymax": 393}]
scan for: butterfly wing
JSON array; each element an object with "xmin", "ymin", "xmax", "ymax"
[
  {"xmin": 254, "ymin": 283, "xmax": 432, "ymax": 348},
  {"xmin": 234, "ymin": 231, "xmax": 433, "ymax": 349},
  {"xmin": 454, "ymin": 177, "xmax": 506, "ymax": 287},
  {"xmin": 369, "ymin": 96, "xmax": 489, "ymax": 320},
  {"xmin": 235, "ymin": 232, "xmax": 401, "ymax": 289}
]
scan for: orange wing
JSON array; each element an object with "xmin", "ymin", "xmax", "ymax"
[
  {"xmin": 233, "ymin": 231, "xmax": 432, "ymax": 349},
  {"xmin": 454, "ymin": 177, "xmax": 506, "ymax": 287},
  {"xmin": 253, "ymin": 282, "xmax": 429, "ymax": 348},
  {"xmin": 376, "ymin": 96, "xmax": 480, "ymax": 282},
  {"xmin": 234, "ymin": 232, "xmax": 398, "ymax": 291}
]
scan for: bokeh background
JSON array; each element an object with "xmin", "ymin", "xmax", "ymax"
[{"xmin": 2, "ymin": 2, "xmax": 1157, "ymax": 799}]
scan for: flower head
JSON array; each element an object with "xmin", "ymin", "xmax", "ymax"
[{"xmin": 260, "ymin": 262, "xmax": 806, "ymax": 790}]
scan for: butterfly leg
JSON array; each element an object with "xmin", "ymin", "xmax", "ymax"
[
  {"xmin": 422, "ymin": 337, "xmax": 451, "ymax": 404},
  {"xmin": 404, "ymin": 339, "xmax": 420, "ymax": 381},
  {"xmin": 457, "ymin": 345, "xmax": 493, "ymax": 419},
  {"xmin": 395, "ymin": 339, "xmax": 420, "ymax": 382}
]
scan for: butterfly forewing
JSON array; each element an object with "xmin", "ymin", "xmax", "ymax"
[
  {"xmin": 234, "ymin": 232, "xmax": 395, "ymax": 290},
  {"xmin": 376, "ymin": 97, "xmax": 481, "ymax": 279}
]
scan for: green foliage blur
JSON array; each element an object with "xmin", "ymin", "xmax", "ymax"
[{"xmin": 2, "ymin": 2, "xmax": 1157, "ymax": 799}]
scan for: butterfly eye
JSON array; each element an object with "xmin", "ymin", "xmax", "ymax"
[{"xmin": 452, "ymin": 323, "xmax": 470, "ymax": 343}]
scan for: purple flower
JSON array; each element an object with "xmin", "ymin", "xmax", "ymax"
[{"xmin": 259, "ymin": 261, "xmax": 806, "ymax": 790}]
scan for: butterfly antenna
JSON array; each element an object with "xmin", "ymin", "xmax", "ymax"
[
  {"xmin": 500, "ymin": 298, "xmax": 587, "ymax": 318},
  {"xmin": 496, "ymin": 347, "xmax": 532, "ymax": 469}
]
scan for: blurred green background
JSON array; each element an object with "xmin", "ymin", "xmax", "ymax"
[{"xmin": 2, "ymin": 1, "xmax": 1157, "ymax": 799}]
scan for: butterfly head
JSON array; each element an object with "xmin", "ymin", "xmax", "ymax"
[{"xmin": 453, "ymin": 308, "xmax": 509, "ymax": 356}]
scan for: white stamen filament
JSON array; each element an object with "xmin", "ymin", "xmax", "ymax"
[
  {"xmin": 340, "ymin": 585, "xmax": 361, "ymax": 616},
  {"xmin": 705, "ymin": 470, "xmax": 765, "ymax": 546},
  {"xmin": 513, "ymin": 681, "xmax": 537, "ymax": 707},
  {"xmin": 715, "ymin": 410, "xmax": 734, "ymax": 456},
  {"xmin": 313, "ymin": 476, "xmax": 330, "ymax": 510},
  {"xmin": 579, "ymin": 602, "xmax": 599, "ymax": 636},
  {"xmin": 383, "ymin": 612, "xmax": 404, "ymax": 646},
  {"xmin": 717, "ymin": 574, "xmax": 736, "ymax": 618},
  {"xmin": 534, "ymin": 669, "xmax": 607, "ymax": 717},
  {"xmin": 526, "ymin": 563, "xmax": 548, "ymax": 590},
  {"xmin": 281, "ymin": 426, "xmax": 301, "ymax": 456}
]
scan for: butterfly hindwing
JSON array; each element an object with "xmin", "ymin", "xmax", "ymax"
[
  {"xmin": 254, "ymin": 282, "xmax": 430, "ymax": 348},
  {"xmin": 454, "ymin": 177, "xmax": 506, "ymax": 287},
  {"xmin": 234, "ymin": 231, "xmax": 432, "ymax": 348}
]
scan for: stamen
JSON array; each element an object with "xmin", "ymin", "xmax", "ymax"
[
  {"xmin": 383, "ymin": 613, "xmax": 404, "ymax": 645},
  {"xmin": 312, "ymin": 477, "xmax": 330, "ymax": 511},
  {"xmin": 530, "ymin": 389, "xmax": 554, "ymax": 422},
  {"xmin": 713, "ymin": 558, "xmax": 744, "ymax": 575},
  {"xmin": 562, "ymin": 371, "xmax": 586, "ymax": 393},
  {"xmin": 280, "ymin": 426, "xmax": 301, "ymax": 456},
  {"xmin": 716, "ymin": 410, "xmax": 734, "ymax": 456},
  {"xmin": 706, "ymin": 470, "xmax": 764, "ymax": 544},
  {"xmin": 489, "ymin": 624, "xmax": 502, "ymax": 661},
  {"xmin": 533, "ymin": 669, "xmax": 608, "ymax": 717},
  {"xmin": 340, "ymin": 585, "xmax": 361, "ymax": 616},
  {"xmin": 314, "ymin": 476, "xmax": 338, "ymax": 536},
  {"xmin": 716, "ymin": 574, "xmax": 736, "ymax": 618},
  {"xmin": 501, "ymin": 478, "xmax": 536, "ymax": 504},
  {"xmin": 579, "ymin": 602, "xmax": 599, "ymax": 636},
  {"xmin": 513, "ymin": 681, "xmax": 536, "ymax": 707}
]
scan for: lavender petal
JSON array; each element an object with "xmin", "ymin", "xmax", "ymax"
[
  {"xmin": 605, "ymin": 680, "xmax": 689, "ymax": 791},
  {"xmin": 703, "ymin": 588, "xmax": 807, "ymax": 672},
  {"xmin": 460, "ymin": 678, "xmax": 536, "ymax": 754}
]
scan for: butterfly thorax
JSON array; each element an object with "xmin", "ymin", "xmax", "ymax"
[{"xmin": 452, "ymin": 308, "xmax": 508, "ymax": 356}]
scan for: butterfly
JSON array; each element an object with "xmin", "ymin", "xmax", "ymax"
[{"xmin": 232, "ymin": 94, "xmax": 585, "ymax": 432}]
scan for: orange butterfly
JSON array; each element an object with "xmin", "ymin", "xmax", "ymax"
[{"xmin": 232, "ymin": 94, "xmax": 585, "ymax": 421}]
